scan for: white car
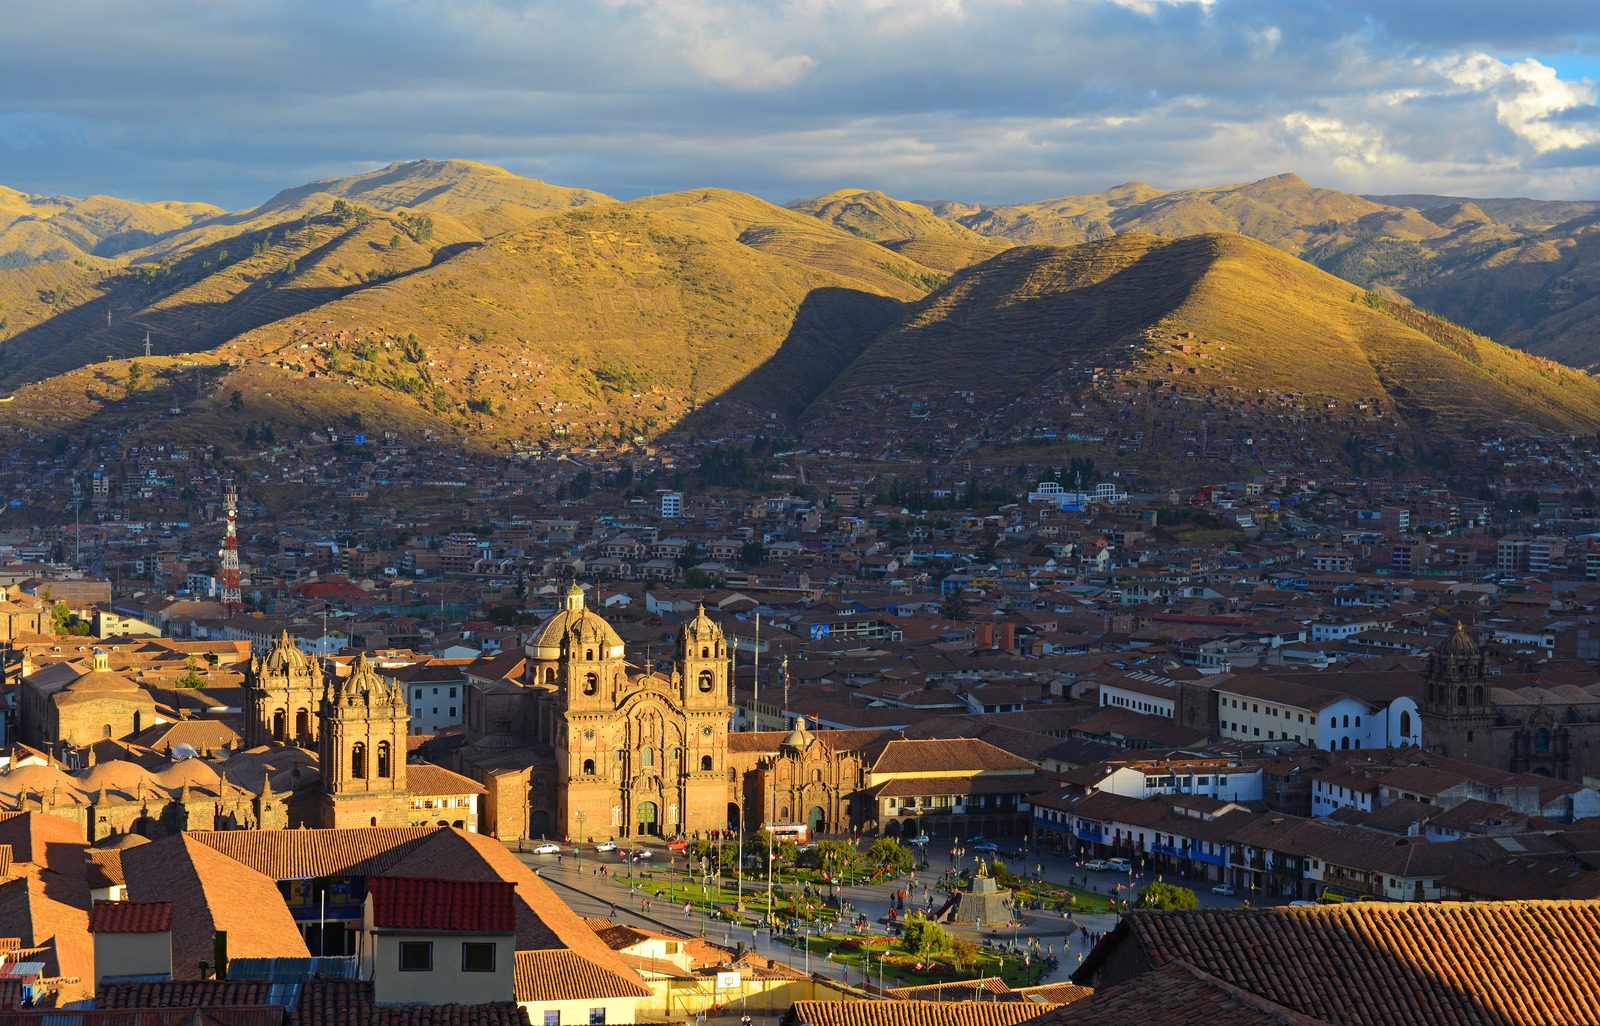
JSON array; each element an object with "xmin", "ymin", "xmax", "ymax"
[
  {"xmin": 530, "ymin": 842, "xmax": 562, "ymax": 855},
  {"xmin": 1082, "ymin": 859, "xmax": 1108, "ymax": 871},
  {"xmin": 594, "ymin": 841, "xmax": 618, "ymax": 853},
  {"xmin": 1212, "ymin": 883, "xmax": 1236, "ymax": 896}
]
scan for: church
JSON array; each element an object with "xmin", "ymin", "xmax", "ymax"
[
  {"xmin": 243, "ymin": 632, "xmax": 411, "ymax": 828},
  {"xmin": 1420, "ymin": 623, "xmax": 1600, "ymax": 782}
]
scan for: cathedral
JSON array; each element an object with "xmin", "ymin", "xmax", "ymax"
[
  {"xmin": 1420, "ymin": 623, "xmax": 1600, "ymax": 782},
  {"xmin": 529, "ymin": 585, "xmax": 735, "ymax": 841}
]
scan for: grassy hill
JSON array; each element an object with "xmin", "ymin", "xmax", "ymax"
[
  {"xmin": 789, "ymin": 189, "xmax": 1007, "ymax": 271},
  {"xmin": 0, "ymin": 188, "xmax": 933, "ymax": 447},
  {"xmin": 805, "ymin": 232, "xmax": 1600, "ymax": 449},
  {"xmin": 0, "ymin": 185, "xmax": 221, "ymax": 268}
]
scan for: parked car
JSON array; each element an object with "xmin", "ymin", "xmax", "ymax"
[
  {"xmin": 964, "ymin": 835, "xmax": 989, "ymax": 845},
  {"xmin": 594, "ymin": 841, "xmax": 618, "ymax": 853},
  {"xmin": 1082, "ymin": 859, "xmax": 1109, "ymax": 871},
  {"xmin": 666, "ymin": 839, "xmax": 690, "ymax": 852},
  {"xmin": 1107, "ymin": 857, "xmax": 1131, "ymax": 871},
  {"xmin": 972, "ymin": 841, "xmax": 1000, "ymax": 854},
  {"xmin": 530, "ymin": 842, "xmax": 562, "ymax": 855},
  {"xmin": 910, "ymin": 833, "xmax": 932, "ymax": 845},
  {"xmin": 1212, "ymin": 883, "xmax": 1237, "ymax": 896},
  {"xmin": 630, "ymin": 849, "xmax": 653, "ymax": 861}
]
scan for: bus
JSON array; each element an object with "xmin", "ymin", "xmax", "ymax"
[{"xmin": 767, "ymin": 822, "xmax": 809, "ymax": 844}]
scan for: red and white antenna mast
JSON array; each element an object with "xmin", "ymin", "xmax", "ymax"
[{"xmin": 220, "ymin": 482, "xmax": 242, "ymax": 613}]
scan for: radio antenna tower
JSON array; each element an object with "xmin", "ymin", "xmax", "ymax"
[{"xmin": 219, "ymin": 482, "xmax": 242, "ymax": 614}]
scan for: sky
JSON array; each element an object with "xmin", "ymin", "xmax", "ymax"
[{"xmin": 3, "ymin": 0, "xmax": 1600, "ymax": 209}]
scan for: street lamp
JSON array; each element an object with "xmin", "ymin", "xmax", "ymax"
[{"xmin": 577, "ymin": 811, "xmax": 587, "ymax": 871}]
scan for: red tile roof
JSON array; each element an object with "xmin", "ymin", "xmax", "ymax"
[
  {"xmin": 1078, "ymin": 901, "xmax": 1600, "ymax": 1026},
  {"xmin": 294, "ymin": 979, "xmax": 530, "ymax": 1025},
  {"xmin": 1030, "ymin": 961, "xmax": 1331, "ymax": 1026},
  {"xmin": 514, "ymin": 949, "xmax": 652, "ymax": 1002},
  {"xmin": 368, "ymin": 876, "xmax": 516, "ymax": 933},
  {"xmin": 88, "ymin": 899, "xmax": 172, "ymax": 934},
  {"xmin": 791, "ymin": 1000, "xmax": 1048, "ymax": 1026},
  {"xmin": 97, "ymin": 980, "xmax": 274, "ymax": 1008}
]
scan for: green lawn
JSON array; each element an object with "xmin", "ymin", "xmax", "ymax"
[{"xmin": 789, "ymin": 933, "xmax": 1056, "ymax": 989}]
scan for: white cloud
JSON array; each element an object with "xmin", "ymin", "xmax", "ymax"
[{"xmin": 1432, "ymin": 53, "xmax": 1600, "ymax": 154}]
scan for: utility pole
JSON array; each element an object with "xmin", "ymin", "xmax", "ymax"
[
  {"xmin": 143, "ymin": 331, "xmax": 152, "ymax": 358},
  {"xmin": 219, "ymin": 482, "xmax": 242, "ymax": 613}
]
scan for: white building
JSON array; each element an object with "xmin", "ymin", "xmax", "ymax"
[
  {"xmin": 1216, "ymin": 673, "xmax": 1422, "ymax": 752},
  {"xmin": 659, "ymin": 491, "xmax": 683, "ymax": 518}
]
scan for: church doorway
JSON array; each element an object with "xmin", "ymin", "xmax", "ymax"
[
  {"xmin": 807, "ymin": 805, "xmax": 826, "ymax": 837},
  {"xmin": 727, "ymin": 802, "xmax": 742, "ymax": 832},
  {"xmin": 637, "ymin": 801, "xmax": 659, "ymax": 837},
  {"xmin": 530, "ymin": 810, "xmax": 552, "ymax": 838}
]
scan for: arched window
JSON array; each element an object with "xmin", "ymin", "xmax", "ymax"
[
  {"xmin": 351, "ymin": 742, "xmax": 366, "ymax": 778},
  {"xmin": 1399, "ymin": 710, "xmax": 1412, "ymax": 739},
  {"xmin": 585, "ymin": 649, "xmax": 594, "ymax": 661},
  {"xmin": 813, "ymin": 769, "xmax": 823, "ymax": 782},
  {"xmin": 697, "ymin": 670, "xmax": 715, "ymax": 693},
  {"xmin": 377, "ymin": 741, "xmax": 392, "ymax": 778},
  {"xmin": 583, "ymin": 758, "xmax": 595, "ymax": 775},
  {"xmin": 583, "ymin": 673, "xmax": 598, "ymax": 696},
  {"xmin": 1341, "ymin": 715, "xmax": 1349, "ymax": 728},
  {"xmin": 642, "ymin": 746, "xmax": 655, "ymax": 767},
  {"xmin": 701, "ymin": 755, "xmax": 713, "ymax": 771},
  {"xmin": 1340, "ymin": 737, "xmax": 1350, "ymax": 750},
  {"xmin": 1457, "ymin": 687, "xmax": 1467, "ymax": 706},
  {"xmin": 273, "ymin": 710, "xmax": 286, "ymax": 742},
  {"xmin": 702, "ymin": 647, "xmax": 710, "ymax": 658},
  {"xmin": 295, "ymin": 708, "xmax": 310, "ymax": 740},
  {"xmin": 1534, "ymin": 727, "xmax": 1552, "ymax": 755},
  {"xmin": 545, "ymin": 667, "xmax": 556, "ymax": 685},
  {"xmin": 103, "ymin": 723, "xmax": 112, "ymax": 738}
]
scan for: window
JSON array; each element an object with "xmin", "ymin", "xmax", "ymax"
[
  {"xmin": 642, "ymin": 746, "xmax": 654, "ymax": 767},
  {"xmin": 450, "ymin": 687, "xmax": 457, "ymax": 698},
  {"xmin": 449, "ymin": 707, "xmax": 456, "ymax": 717},
  {"xmin": 398, "ymin": 941, "xmax": 433, "ymax": 972},
  {"xmin": 462, "ymin": 942, "xmax": 496, "ymax": 972},
  {"xmin": 698, "ymin": 670, "xmax": 715, "ymax": 693},
  {"xmin": 583, "ymin": 758, "xmax": 596, "ymax": 775},
  {"xmin": 103, "ymin": 723, "xmax": 112, "ymax": 738},
  {"xmin": 352, "ymin": 743, "xmax": 366, "ymax": 779},
  {"xmin": 545, "ymin": 1014, "xmax": 561, "ymax": 1026},
  {"xmin": 583, "ymin": 673, "xmax": 598, "ymax": 696},
  {"xmin": 377, "ymin": 741, "xmax": 392, "ymax": 779},
  {"xmin": 589, "ymin": 1010, "xmax": 606, "ymax": 1026},
  {"xmin": 701, "ymin": 755, "xmax": 713, "ymax": 771}
]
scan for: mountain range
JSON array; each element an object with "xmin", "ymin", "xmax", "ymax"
[{"xmin": 1, "ymin": 160, "xmax": 1597, "ymax": 468}]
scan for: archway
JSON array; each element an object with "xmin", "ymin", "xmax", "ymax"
[
  {"xmin": 530, "ymin": 809, "xmax": 552, "ymax": 838},
  {"xmin": 883, "ymin": 819, "xmax": 902, "ymax": 837},
  {"xmin": 295, "ymin": 709, "xmax": 310, "ymax": 742},
  {"xmin": 727, "ymin": 802, "xmax": 741, "ymax": 831},
  {"xmin": 637, "ymin": 801, "xmax": 659, "ymax": 837},
  {"xmin": 272, "ymin": 710, "xmax": 286, "ymax": 742},
  {"xmin": 807, "ymin": 805, "xmax": 826, "ymax": 837}
]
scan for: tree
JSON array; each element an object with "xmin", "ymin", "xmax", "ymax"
[
  {"xmin": 177, "ymin": 667, "xmax": 206, "ymax": 689},
  {"xmin": 940, "ymin": 585, "xmax": 969, "ymax": 621},
  {"xmin": 950, "ymin": 939, "xmax": 980, "ymax": 972},
  {"xmin": 900, "ymin": 914, "xmax": 953, "ymax": 959},
  {"xmin": 229, "ymin": 390, "xmax": 244, "ymax": 411},
  {"xmin": 865, "ymin": 836, "xmax": 913, "ymax": 873},
  {"xmin": 741, "ymin": 540, "xmax": 766, "ymax": 566},
  {"xmin": 1134, "ymin": 882, "xmax": 1199, "ymax": 910},
  {"xmin": 125, "ymin": 361, "xmax": 144, "ymax": 396}
]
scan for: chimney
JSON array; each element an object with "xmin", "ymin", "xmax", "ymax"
[
  {"xmin": 999, "ymin": 624, "xmax": 1016, "ymax": 653},
  {"xmin": 976, "ymin": 623, "xmax": 994, "ymax": 649}
]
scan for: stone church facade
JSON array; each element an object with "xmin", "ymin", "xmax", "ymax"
[
  {"xmin": 1421, "ymin": 624, "xmax": 1600, "ymax": 782},
  {"xmin": 243, "ymin": 634, "xmax": 410, "ymax": 828}
]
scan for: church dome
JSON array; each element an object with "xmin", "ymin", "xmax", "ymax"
[
  {"xmin": 1439, "ymin": 623, "xmax": 1479, "ymax": 660},
  {"xmin": 257, "ymin": 630, "xmax": 313, "ymax": 676},
  {"xmin": 526, "ymin": 584, "xmax": 626, "ymax": 661},
  {"xmin": 782, "ymin": 716, "xmax": 811, "ymax": 751}
]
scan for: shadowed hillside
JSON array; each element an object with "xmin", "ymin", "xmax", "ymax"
[{"xmin": 805, "ymin": 232, "xmax": 1600, "ymax": 449}]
